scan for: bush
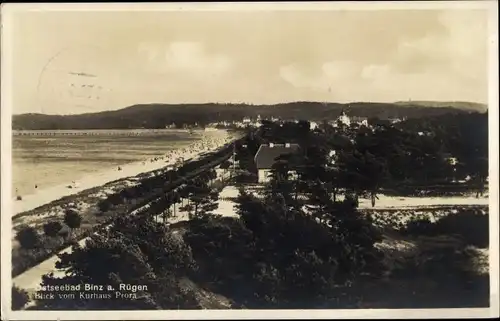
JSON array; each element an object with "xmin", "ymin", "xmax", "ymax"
[
  {"xmin": 402, "ymin": 208, "xmax": 488, "ymax": 248},
  {"xmin": 108, "ymin": 193, "xmax": 124, "ymax": 206},
  {"xmin": 64, "ymin": 209, "xmax": 82, "ymax": 230},
  {"xmin": 404, "ymin": 218, "xmax": 437, "ymax": 236},
  {"xmin": 435, "ymin": 209, "xmax": 488, "ymax": 248},
  {"xmin": 15, "ymin": 226, "xmax": 41, "ymax": 249},
  {"xmin": 98, "ymin": 199, "xmax": 111, "ymax": 212},
  {"xmin": 43, "ymin": 221, "xmax": 63, "ymax": 237},
  {"xmin": 12, "ymin": 286, "xmax": 30, "ymax": 310}
]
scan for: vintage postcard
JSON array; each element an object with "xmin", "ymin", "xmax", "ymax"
[{"xmin": 1, "ymin": 1, "xmax": 498, "ymax": 320}]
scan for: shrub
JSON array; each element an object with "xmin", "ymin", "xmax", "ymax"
[
  {"xmin": 434, "ymin": 209, "xmax": 488, "ymax": 248},
  {"xmin": 64, "ymin": 209, "xmax": 82, "ymax": 230},
  {"xmin": 12, "ymin": 286, "xmax": 30, "ymax": 310},
  {"xmin": 403, "ymin": 218, "xmax": 436, "ymax": 236},
  {"xmin": 15, "ymin": 226, "xmax": 41, "ymax": 249},
  {"xmin": 43, "ymin": 221, "xmax": 63, "ymax": 237},
  {"xmin": 98, "ymin": 199, "xmax": 111, "ymax": 212},
  {"xmin": 108, "ymin": 193, "xmax": 124, "ymax": 206},
  {"xmin": 402, "ymin": 209, "xmax": 488, "ymax": 248}
]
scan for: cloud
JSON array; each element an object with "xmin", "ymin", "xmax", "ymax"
[
  {"xmin": 278, "ymin": 10, "xmax": 488, "ymax": 103},
  {"xmin": 279, "ymin": 64, "xmax": 313, "ymax": 89},
  {"xmin": 137, "ymin": 41, "xmax": 232, "ymax": 79},
  {"xmin": 361, "ymin": 64, "xmax": 392, "ymax": 80},
  {"xmin": 11, "ymin": 8, "xmax": 491, "ymax": 114}
]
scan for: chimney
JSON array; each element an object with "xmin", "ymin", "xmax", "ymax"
[
  {"xmin": 269, "ymin": 143, "xmax": 274, "ymax": 148},
  {"xmin": 285, "ymin": 143, "xmax": 290, "ymax": 148}
]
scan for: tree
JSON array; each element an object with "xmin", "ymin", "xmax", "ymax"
[
  {"xmin": 64, "ymin": 209, "xmax": 82, "ymax": 236},
  {"xmin": 43, "ymin": 221, "xmax": 63, "ymax": 237},
  {"xmin": 305, "ymin": 180, "xmax": 334, "ymax": 224},
  {"xmin": 147, "ymin": 198, "xmax": 171, "ymax": 224},
  {"xmin": 265, "ymin": 157, "xmax": 297, "ymax": 210},
  {"xmin": 168, "ymin": 191, "xmax": 181, "ymax": 217},
  {"xmin": 337, "ymin": 150, "xmax": 389, "ymax": 207},
  {"xmin": 12, "ymin": 286, "xmax": 30, "ymax": 310},
  {"xmin": 15, "ymin": 226, "xmax": 41, "ymax": 249},
  {"xmin": 188, "ymin": 178, "xmax": 219, "ymax": 219},
  {"xmin": 201, "ymin": 168, "xmax": 217, "ymax": 185}
]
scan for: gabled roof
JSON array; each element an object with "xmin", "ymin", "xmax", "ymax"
[{"xmin": 254, "ymin": 143, "xmax": 300, "ymax": 169}]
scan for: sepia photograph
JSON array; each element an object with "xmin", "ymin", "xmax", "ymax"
[{"xmin": 1, "ymin": 1, "xmax": 498, "ymax": 320}]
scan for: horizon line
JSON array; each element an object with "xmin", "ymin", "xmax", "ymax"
[{"xmin": 12, "ymin": 99, "xmax": 488, "ymax": 116}]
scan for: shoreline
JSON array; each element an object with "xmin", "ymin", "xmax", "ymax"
[
  {"xmin": 12, "ymin": 129, "xmax": 233, "ymax": 216},
  {"xmin": 12, "ymin": 132, "xmax": 235, "ymax": 292}
]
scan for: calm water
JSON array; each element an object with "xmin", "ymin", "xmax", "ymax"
[{"xmin": 12, "ymin": 130, "xmax": 202, "ymax": 196}]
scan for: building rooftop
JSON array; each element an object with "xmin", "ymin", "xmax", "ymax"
[{"xmin": 254, "ymin": 143, "xmax": 300, "ymax": 169}]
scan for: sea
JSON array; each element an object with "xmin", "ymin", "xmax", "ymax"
[{"xmin": 12, "ymin": 129, "xmax": 203, "ymax": 197}]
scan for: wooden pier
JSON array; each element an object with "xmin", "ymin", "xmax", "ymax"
[{"xmin": 12, "ymin": 129, "xmax": 193, "ymax": 137}]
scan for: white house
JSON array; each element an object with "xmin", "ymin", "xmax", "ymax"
[{"xmin": 254, "ymin": 143, "xmax": 300, "ymax": 183}]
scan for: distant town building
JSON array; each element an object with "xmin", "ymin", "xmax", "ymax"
[
  {"xmin": 254, "ymin": 143, "xmax": 300, "ymax": 183},
  {"xmin": 350, "ymin": 116, "xmax": 369, "ymax": 126},
  {"xmin": 338, "ymin": 109, "xmax": 351, "ymax": 126},
  {"xmin": 331, "ymin": 109, "xmax": 351, "ymax": 127}
]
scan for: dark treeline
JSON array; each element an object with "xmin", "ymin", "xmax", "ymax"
[
  {"xmin": 12, "ymin": 101, "xmax": 479, "ymax": 130},
  {"xmin": 235, "ymin": 111, "xmax": 488, "ymax": 198}
]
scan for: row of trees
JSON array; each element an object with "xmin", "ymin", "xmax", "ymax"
[
  {"xmin": 97, "ymin": 140, "xmax": 236, "ymax": 216},
  {"xmin": 139, "ymin": 168, "xmax": 220, "ymax": 221}
]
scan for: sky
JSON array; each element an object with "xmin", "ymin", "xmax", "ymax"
[{"xmin": 5, "ymin": 4, "xmax": 493, "ymax": 115}]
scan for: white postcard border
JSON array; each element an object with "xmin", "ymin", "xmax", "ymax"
[{"xmin": 1, "ymin": 1, "xmax": 498, "ymax": 320}]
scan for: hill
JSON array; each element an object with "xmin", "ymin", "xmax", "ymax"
[
  {"xmin": 394, "ymin": 101, "xmax": 487, "ymax": 112},
  {"xmin": 12, "ymin": 102, "xmax": 478, "ymax": 130}
]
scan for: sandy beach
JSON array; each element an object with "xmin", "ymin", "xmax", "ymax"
[
  {"xmin": 12, "ymin": 129, "xmax": 239, "ymax": 294},
  {"xmin": 12, "ymin": 129, "xmax": 235, "ymax": 216}
]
